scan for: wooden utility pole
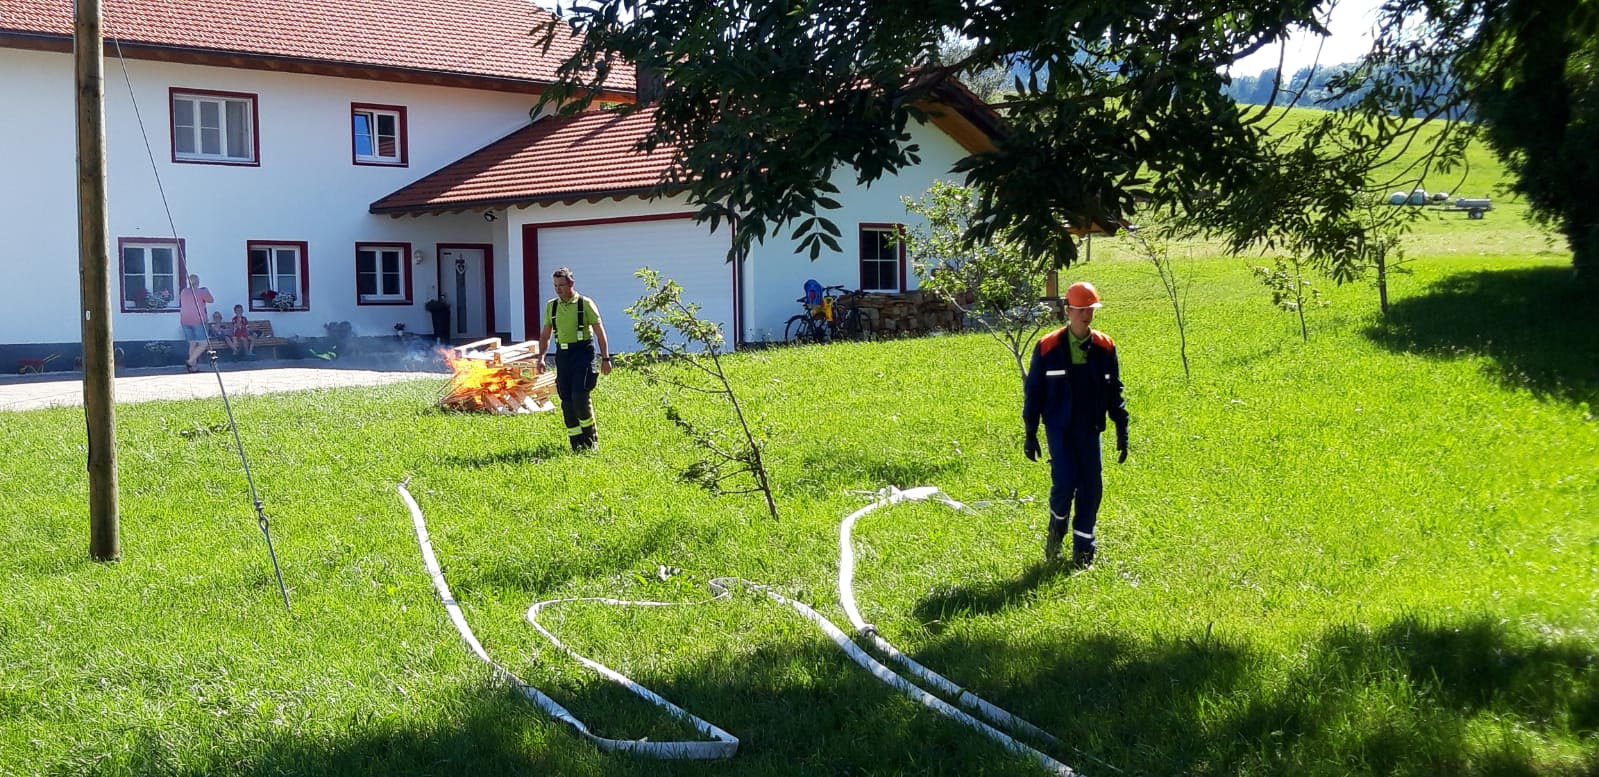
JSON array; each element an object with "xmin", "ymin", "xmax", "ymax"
[{"xmin": 76, "ymin": 0, "xmax": 119, "ymax": 561}]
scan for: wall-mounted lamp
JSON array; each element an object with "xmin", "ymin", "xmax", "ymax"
[
  {"xmin": 483, "ymin": 211, "xmax": 498, "ymax": 223},
  {"xmin": 412, "ymin": 249, "xmax": 426, "ymax": 265}
]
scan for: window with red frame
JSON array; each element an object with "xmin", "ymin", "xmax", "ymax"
[
  {"xmin": 249, "ymin": 242, "xmax": 309, "ymax": 311},
  {"xmin": 119, "ymin": 239, "xmax": 182, "ymax": 312},
  {"xmin": 172, "ymin": 89, "xmax": 257, "ymax": 164},
  {"xmin": 859, "ymin": 224, "xmax": 905, "ymax": 293},
  {"xmin": 352, "ymin": 104, "xmax": 407, "ymax": 166},
  {"xmin": 355, "ymin": 244, "xmax": 411, "ymax": 304}
]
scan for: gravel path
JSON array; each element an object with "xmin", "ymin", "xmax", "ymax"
[{"xmin": 0, "ymin": 360, "xmax": 448, "ymax": 412}]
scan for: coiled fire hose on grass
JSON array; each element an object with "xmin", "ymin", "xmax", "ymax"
[
  {"xmin": 399, "ymin": 480, "xmax": 1077, "ymax": 775},
  {"xmin": 398, "ymin": 479, "xmax": 738, "ymax": 758},
  {"xmin": 838, "ymin": 486, "xmax": 1065, "ymax": 749}
]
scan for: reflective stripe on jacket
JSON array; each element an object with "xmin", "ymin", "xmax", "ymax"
[{"xmin": 1023, "ymin": 327, "xmax": 1129, "ymax": 432}]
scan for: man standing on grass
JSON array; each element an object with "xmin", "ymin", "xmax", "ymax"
[
  {"xmin": 537, "ymin": 267, "xmax": 612, "ymax": 452},
  {"xmin": 1023, "ymin": 281, "xmax": 1130, "ymax": 568}
]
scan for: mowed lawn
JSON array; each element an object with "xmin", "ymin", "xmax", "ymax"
[{"xmin": 1, "ymin": 234, "xmax": 1595, "ymax": 775}]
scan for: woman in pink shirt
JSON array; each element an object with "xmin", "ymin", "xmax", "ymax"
[{"xmin": 177, "ymin": 273, "xmax": 214, "ymax": 372}]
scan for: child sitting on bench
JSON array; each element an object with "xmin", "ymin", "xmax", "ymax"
[{"xmin": 228, "ymin": 304, "xmax": 255, "ymax": 359}]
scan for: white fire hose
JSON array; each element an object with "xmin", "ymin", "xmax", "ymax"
[
  {"xmin": 400, "ymin": 480, "xmax": 1078, "ymax": 775},
  {"xmin": 838, "ymin": 487, "xmax": 1067, "ymax": 750},
  {"xmin": 399, "ymin": 479, "xmax": 737, "ymax": 758}
]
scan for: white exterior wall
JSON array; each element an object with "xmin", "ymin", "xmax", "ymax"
[
  {"xmin": 738, "ymin": 118, "xmax": 973, "ymax": 343},
  {"xmin": 2, "ymin": 43, "xmax": 980, "ymax": 354},
  {"xmin": 0, "ymin": 47, "xmax": 532, "ymax": 346},
  {"xmin": 500, "ymin": 119, "xmax": 973, "ymax": 350},
  {"xmin": 0, "ymin": 48, "xmax": 81, "ymax": 347}
]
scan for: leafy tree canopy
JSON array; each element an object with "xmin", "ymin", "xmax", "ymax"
[
  {"xmin": 904, "ymin": 181, "xmax": 1051, "ymax": 382},
  {"xmin": 537, "ymin": 0, "xmax": 1598, "ymax": 288},
  {"xmin": 1456, "ymin": 0, "xmax": 1599, "ymax": 282}
]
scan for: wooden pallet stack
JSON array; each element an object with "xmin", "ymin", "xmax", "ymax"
[{"xmin": 439, "ymin": 337, "xmax": 556, "ymax": 414}]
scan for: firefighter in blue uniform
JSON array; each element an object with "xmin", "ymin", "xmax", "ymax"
[
  {"xmin": 1022, "ymin": 282, "xmax": 1130, "ymax": 567},
  {"xmin": 537, "ymin": 267, "xmax": 612, "ymax": 452}
]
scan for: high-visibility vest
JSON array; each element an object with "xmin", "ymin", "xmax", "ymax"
[{"xmin": 547, "ymin": 294, "xmax": 590, "ymax": 343}]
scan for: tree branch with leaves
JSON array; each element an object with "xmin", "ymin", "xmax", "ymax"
[
  {"xmin": 626, "ymin": 268, "xmax": 778, "ymax": 521},
  {"xmin": 904, "ymin": 181, "xmax": 1053, "ymax": 383},
  {"xmin": 538, "ymin": 0, "xmax": 1598, "ymax": 293}
]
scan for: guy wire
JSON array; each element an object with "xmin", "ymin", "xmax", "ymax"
[
  {"xmin": 111, "ymin": 33, "xmax": 291, "ymax": 612},
  {"xmin": 209, "ymin": 354, "xmax": 292, "ymax": 612}
]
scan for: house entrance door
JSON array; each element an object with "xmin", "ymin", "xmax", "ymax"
[{"xmin": 440, "ymin": 246, "xmax": 488, "ymax": 341}]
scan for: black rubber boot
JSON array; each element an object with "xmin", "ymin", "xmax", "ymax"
[
  {"xmin": 568, "ymin": 432, "xmax": 584, "ymax": 452},
  {"xmin": 1071, "ymin": 547, "xmax": 1095, "ymax": 570},
  {"xmin": 1044, "ymin": 517, "xmax": 1066, "ymax": 561}
]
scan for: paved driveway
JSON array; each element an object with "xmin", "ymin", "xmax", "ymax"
[{"xmin": 0, "ymin": 359, "xmax": 449, "ymax": 412}]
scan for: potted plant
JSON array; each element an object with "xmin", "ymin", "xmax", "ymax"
[
  {"xmin": 425, "ymin": 296, "xmax": 450, "ymax": 343},
  {"xmin": 134, "ymin": 288, "xmax": 173, "ymax": 310},
  {"xmin": 314, "ymin": 321, "xmax": 354, "ymax": 360},
  {"xmin": 142, "ymin": 340, "xmax": 174, "ymax": 367},
  {"xmin": 259, "ymin": 289, "xmax": 298, "ymax": 312}
]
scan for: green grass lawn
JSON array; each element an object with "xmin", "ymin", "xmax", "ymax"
[{"xmin": 2, "ymin": 236, "xmax": 1595, "ymax": 775}]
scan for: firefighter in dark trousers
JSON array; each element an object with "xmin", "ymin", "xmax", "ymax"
[
  {"xmin": 1023, "ymin": 282, "xmax": 1129, "ymax": 568},
  {"xmin": 537, "ymin": 267, "xmax": 612, "ymax": 451}
]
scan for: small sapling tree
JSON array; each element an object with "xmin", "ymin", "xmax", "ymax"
[
  {"xmin": 1344, "ymin": 191, "xmax": 1414, "ymax": 316},
  {"xmin": 627, "ymin": 268, "xmax": 778, "ymax": 521},
  {"xmin": 1120, "ymin": 222, "xmax": 1193, "ymax": 379},
  {"xmin": 904, "ymin": 181, "xmax": 1053, "ymax": 384},
  {"xmin": 1253, "ymin": 256, "xmax": 1328, "ymax": 342}
]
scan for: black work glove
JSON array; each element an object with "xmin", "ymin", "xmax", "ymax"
[
  {"xmin": 1115, "ymin": 424, "xmax": 1129, "ymax": 464},
  {"xmin": 1024, "ymin": 429, "xmax": 1041, "ymax": 462}
]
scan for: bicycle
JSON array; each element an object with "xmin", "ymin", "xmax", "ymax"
[
  {"xmin": 784, "ymin": 285, "xmax": 873, "ymax": 344},
  {"xmin": 783, "ymin": 289, "xmax": 835, "ymax": 344},
  {"xmin": 831, "ymin": 289, "xmax": 873, "ymax": 342}
]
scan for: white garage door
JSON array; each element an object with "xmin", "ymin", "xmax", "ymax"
[{"xmin": 536, "ymin": 217, "xmax": 734, "ymax": 354}]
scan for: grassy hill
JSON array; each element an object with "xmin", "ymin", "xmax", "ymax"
[{"xmin": 1, "ymin": 237, "xmax": 1594, "ymax": 773}]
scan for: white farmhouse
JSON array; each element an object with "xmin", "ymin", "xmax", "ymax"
[{"xmin": 0, "ymin": 0, "xmax": 1002, "ymax": 368}]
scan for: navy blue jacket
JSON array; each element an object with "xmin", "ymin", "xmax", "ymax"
[{"xmin": 1023, "ymin": 327, "xmax": 1130, "ymax": 433}]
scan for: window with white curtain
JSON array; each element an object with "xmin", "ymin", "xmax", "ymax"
[{"xmin": 172, "ymin": 89, "xmax": 257, "ymax": 164}]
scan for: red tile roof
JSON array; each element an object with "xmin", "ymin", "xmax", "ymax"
[
  {"xmin": 0, "ymin": 0, "xmax": 632, "ymax": 90},
  {"xmin": 370, "ymin": 107, "xmax": 676, "ymax": 214},
  {"xmin": 369, "ymin": 80, "xmax": 1009, "ymax": 216}
]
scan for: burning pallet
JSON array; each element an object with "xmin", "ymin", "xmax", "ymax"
[{"xmin": 440, "ymin": 337, "xmax": 556, "ymax": 414}]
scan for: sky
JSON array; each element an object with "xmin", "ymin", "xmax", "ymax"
[{"xmin": 1229, "ymin": 0, "xmax": 1385, "ymax": 76}]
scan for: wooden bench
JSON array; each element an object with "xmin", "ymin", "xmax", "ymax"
[{"xmin": 208, "ymin": 320, "xmax": 288, "ymax": 358}]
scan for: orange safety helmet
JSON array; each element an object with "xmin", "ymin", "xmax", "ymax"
[{"xmin": 1065, "ymin": 281, "xmax": 1103, "ymax": 309}]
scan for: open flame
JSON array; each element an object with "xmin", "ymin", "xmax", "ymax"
[
  {"xmin": 445, "ymin": 356, "xmax": 515, "ymax": 398},
  {"xmin": 438, "ymin": 339, "xmax": 555, "ymax": 414}
]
